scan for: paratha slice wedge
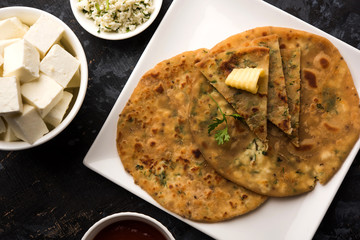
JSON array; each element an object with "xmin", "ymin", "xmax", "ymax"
[
  {"xmin": 281, "ymin": 48, "xmax": 301, "ymax": 147},
  {"xmin": 196, "ymin": 47, "xmax": 269, "ymax": 141},
  {"xmin": 116, "ymin": 49, "xmax": 267, "ymax": 222},
  {"xmin": 250, "ymin": 35, "xmax": 293, "ymax": 135}
]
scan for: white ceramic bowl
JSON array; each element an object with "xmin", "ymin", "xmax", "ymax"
[
  {"xmin": 70, "ymin": 0, "xmax": 163, "ymax": 40},
  {"xmin": 0, "ymin": 6, "xmax": 88, "ymax": 151},
  {"xmin": 82, "ymin": 212, "xmax": 175, "ymax": 240}
]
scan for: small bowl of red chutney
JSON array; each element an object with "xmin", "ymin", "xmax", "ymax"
[{"xmin": 82, "ymin": 212, "xmax": 175, "ymax": 240}]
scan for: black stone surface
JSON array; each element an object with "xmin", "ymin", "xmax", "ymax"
[{"xmin": 0, "ymin": 0, "xmax": 359, "ymax": 239}]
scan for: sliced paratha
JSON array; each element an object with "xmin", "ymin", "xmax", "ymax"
[
  {"xmin": 116, "ymin": 49, "xmax": 267, "ymax": 222},
  {"xmin": 189, "ymin": 75, "xmax": 315, "ymax": 197},
  {"xmin": 281, "ymin": 48, "xmax": 301, "ymax": 146},
  {"xmin": 250, "ymin": 35, "xmax": 292, "ymax": 135},
  {"xmin": 190, "ymin": 27, "xmax": 360, "ymax": 196},
  {"xmin": 196, "ymin": 47, "xmax": 269, "ymax": 141}
]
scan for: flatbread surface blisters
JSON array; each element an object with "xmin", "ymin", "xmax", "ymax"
[
  {"xmin": 281, "ymin": 48, "xmax": 301, "ymax": 146},
  {"xmin": 196, "ymin": 47, "xmax": 270, "ymax": 141},
  {"xmin": 116, "ymin": 49, "xmax": 267, "ymax": 222},
  {"xmin": 190, "ymin": 27, "xmax": 360, "ymax": 196}
]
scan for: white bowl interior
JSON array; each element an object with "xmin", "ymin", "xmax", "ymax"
[
  {"xmin": 82, "ymin": 212, "xmax": 174, "ymax": 240},
  {"xmin": 69, "ymin": 0, "xmax": 163, "ymax": 40},
  {"xmin": 0, "ymin": 6, "xmax": 88, "ymax": 150}
]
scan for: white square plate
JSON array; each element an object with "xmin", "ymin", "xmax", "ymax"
[{"xmin": 84, "ymin": 0, "xmax": 360, "ymax": 239}]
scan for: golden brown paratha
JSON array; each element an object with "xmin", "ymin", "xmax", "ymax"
[
  {"xmin": 189, "ymin": 76, "xmax": 316, "ymax": 197},
  {"xmin": 189, "ymin": 27, "xmax": 360, "ymax": 197},
  {"xmin": 196, "ymin": 47, "xmax": 269, "ymax": 141},
  {"xmin": 116, "ymin": 49, "xmax": 267, "ymax": 222},
  {"xmin": 281, "ymin": 48, "xmax": 301, "ymax": 146}
]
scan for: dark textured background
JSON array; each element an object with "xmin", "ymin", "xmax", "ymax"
[{"xmin": 0, "ymin": 0, "xmax": 359, "ymax": 239}]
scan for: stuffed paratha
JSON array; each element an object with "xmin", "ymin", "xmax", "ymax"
[
  {"xmin": 189, "ymin": 76, "xmax": 316, "ymax": 197},
  {"xmin": 189, "ymin": 27, "xmax": 360, "ymax": 196},
  {"xmin": 196, "ymin": 47, "xmax": 269, "ymax": 141},
  {"xmin": 116, "ymin": 49, "xmax": 266, "ymax": 222}
]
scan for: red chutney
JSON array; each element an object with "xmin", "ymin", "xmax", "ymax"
[{"xmin": 93, "ymin": 220, "xmax": 168, "ymax": 240}]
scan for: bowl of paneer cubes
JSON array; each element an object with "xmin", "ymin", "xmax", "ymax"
[{"xmin": 0, "ymin": 6, "xmax": 88, "ymax": 150}]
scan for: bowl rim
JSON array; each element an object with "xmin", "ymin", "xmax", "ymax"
[
  {"xmin": 69, "ymin": 0, "xmax": 163, "ymax": 40},
  {"xmin": 0, "ymin": 6, "xmax": 88, "ymax": 151},
  {"xmin": 82, "ymin": 212, "xmax": 175, "ymax": 240}
]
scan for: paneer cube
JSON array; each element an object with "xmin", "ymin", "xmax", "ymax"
[
  {"xmin": 67, "ymin": 68, "xmax": 80, "ymax": 88},
  {"xmin": 4, "ymin": 104, "xmax": 49, "ymax": 144},
  {"xmin": 0, "ymin": 117, "xmax": 6, "ymax": 134},
  {"xmin": 3, "ymin": 39, "xmax": 40, "ymax": 83},
  {"xmin": 21, "ymin": 74, "xmax": 64, "ymax": 118},
  {"xmin": 0, "ymin": 118, "xmax": 20, "ymax": 142},
  {"xmin": 0, "ymin": 17, "xmax": 29, "ymax": 40},
  {"xmin": 24, "ymin": 14, "xmax": 64, "ymax": 58},
  {"xmin": 0, "ymin": 77, "xmax": 23, "ymax": 115},
  {"xmin": 44, "ymin": 91, "xmax": 73, "ymax": 127},
  {"xmin": 0, "ymin": 38, "xmax": 21, "ymax": 56},
  {"xmin": 3, "ymin": 126, "xmax": 20, "ymax": 142},
  {"xmin": 40, "ymin": 44, "xmax": 80, "ymax": 88}
]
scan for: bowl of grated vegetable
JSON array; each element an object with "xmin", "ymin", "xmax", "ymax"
[{"xmin": 70, "ymin": 0, "xmax": 163, "ymax": 40}]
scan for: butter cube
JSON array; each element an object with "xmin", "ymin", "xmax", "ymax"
[
  {"xmin": 44, "ymin": 91, "xmax": 73, "ymax": 127},
  {"xmin": 40, "ymin": 44, "xmax": 80, "ymax": 88},
  {"xmin": 4, "ymin": 104, "xmax": 49, "ymax": 144},
  {"xmin": 0, "ymin": 38, "xmax": 21, "ymax": 56},
  {"xmin": 0, "ymin": 17, "xmax": 28, "ymax": 40},
  {"xmin": 21, "ymin": 74, "xmax": 64, "ymax": 118},
  {"xmin": 3, "ymin": 39, "xmax": 40, "ymax": 83},
  {"xmin": 24, "ymin": 14, "xmax": 64, "ymax": 58},
  {"xmin": 225, "ymin": 68, "xmax": 265, "ymax": 94},
  {"xmin": 0, "ymin": 77, "xmax": 23, "ymax": 115}
]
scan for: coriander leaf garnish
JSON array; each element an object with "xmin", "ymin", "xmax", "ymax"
[
  {"xmin": 214, "ymin": 127, "xmax": 230, "ymax": 145},
  {"xmin": 95, "ymin": 2, "xmax": 101, "ymax": 12},
  {"xmin": 208, "ymin": 117, "xmax": 224, "ymax": 133},
  {"xmin": 228, "ymin": 113, "xmax": 242, "ymax": 120},
  {"xmin": 207, "ymin": 94, "xmax": 242, "ymax": 145}
]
